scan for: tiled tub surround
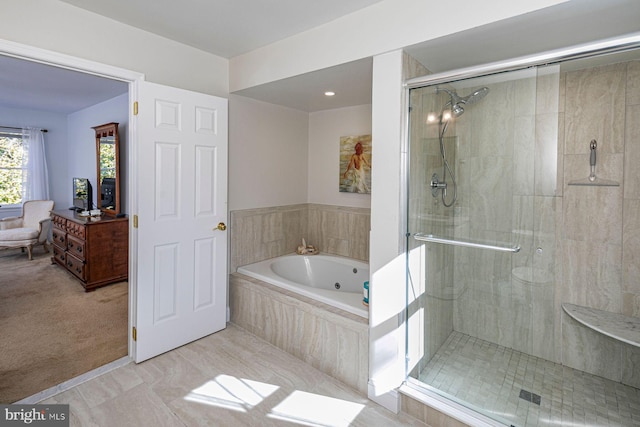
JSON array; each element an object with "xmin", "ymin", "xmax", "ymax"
[
  {"xmin": 229, "ymin": 205, "xmax": 370, "ymax": 395},
  {"xmin": 230, "ymin": 203, "xmax": 371, "ymax": 272},
  {"xmin": 229, "ymin": 273, "xmax": 369, "ymax": 394}
]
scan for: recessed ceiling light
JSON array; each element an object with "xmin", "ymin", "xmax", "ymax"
[{"xmin": 324, "ymin": 91, "xmax": 335, "ymax": 96}]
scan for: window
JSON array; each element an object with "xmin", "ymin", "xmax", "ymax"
[{"xmin": 0, "ymin": 130, "xmax": 26, "ymax": 207}]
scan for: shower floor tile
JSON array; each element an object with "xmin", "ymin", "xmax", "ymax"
[{"xmin": 418, "ymin": 331, "xmax": 640, "ymax": 427}]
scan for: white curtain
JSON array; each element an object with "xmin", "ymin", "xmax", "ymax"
[{"xmin": 21, "ymin": 127, "xmax": 50, "ymax": 201}]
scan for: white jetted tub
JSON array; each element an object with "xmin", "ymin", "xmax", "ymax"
[{"xmin": 236, "ymin": 253, "xmax": 369, "ymax": 318}]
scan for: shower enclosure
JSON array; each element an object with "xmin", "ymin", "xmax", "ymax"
[{"xmin": 404, "ymin": 37, "xmax": 640, "ymax": 427}]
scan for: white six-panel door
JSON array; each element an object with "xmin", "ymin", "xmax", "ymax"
[{"xmin": 135, "ymin": 81, "xmax": 228, "ymax": 362}]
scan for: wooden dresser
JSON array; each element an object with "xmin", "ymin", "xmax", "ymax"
[{"xmin": 51, "ymin": 210, "xmax": 128, "ymax": 291}]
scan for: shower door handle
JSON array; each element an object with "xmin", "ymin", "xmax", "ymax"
[{"xmin": 413, "ymin": 233, "xmax": 520, "ymax": 253}]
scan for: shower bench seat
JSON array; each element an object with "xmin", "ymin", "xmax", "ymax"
[{"xmin": 562, "ymin": 303, "xmax": 640, "ymax": 348}]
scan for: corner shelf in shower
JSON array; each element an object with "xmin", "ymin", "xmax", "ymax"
[
  {"xmin": 567, "ymin": 139, "xmax": 620, "ymax": 187},
  {"xmin": 562, "ymin": 303, "xmax": 640, "ymax": 348}
]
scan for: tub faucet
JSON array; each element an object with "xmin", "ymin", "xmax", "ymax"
[{"xmin": 296, "ymin": 238, "xmax": 318, "ymax": 255}]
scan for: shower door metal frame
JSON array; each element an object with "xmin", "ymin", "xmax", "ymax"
[
  {"xmin": 404, "ymin": 33, "xmax": 640, "ymax": 91},
  {"xmin": 401, "ymin": 31, "xmax": 640, "ymax": 425}
]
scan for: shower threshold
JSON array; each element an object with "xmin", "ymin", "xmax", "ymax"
[{"xmin": 416, "ymin": 331, "xmax": 640, "ymax": 427}]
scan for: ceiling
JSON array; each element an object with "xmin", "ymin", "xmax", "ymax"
[
  {"xmin": 2, "ymin": 0, "xmax": 640, "ymax": 114},
  {"xmin": 58, "ymin": 0, "xmax": 387, "ymax": 59},
  {"xmin": 0, "ymin": 55, "xmax": 128, "ymax": 115}
]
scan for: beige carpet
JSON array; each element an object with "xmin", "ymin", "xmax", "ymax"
[{"xmin": 0, "ymin": 247, "xmax": 128, "ymax": 403}]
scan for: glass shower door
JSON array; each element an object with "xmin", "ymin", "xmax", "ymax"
[{"xmin": 405, "ymin": 67, "xmax": 555, "ymax": 425}]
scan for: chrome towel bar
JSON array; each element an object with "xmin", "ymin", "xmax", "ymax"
[{"xmin": 413, "ymin": 233, "xmax": 521, "ymax": 253}]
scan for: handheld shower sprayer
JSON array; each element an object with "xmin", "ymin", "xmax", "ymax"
[{"xmin": 431, "ymin": 86, "xmax": 490, "ymax": 207}]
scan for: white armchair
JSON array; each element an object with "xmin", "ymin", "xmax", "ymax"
[{"xmin": 0, "ymin": 200, "xmax": 55, "ymax": 260}]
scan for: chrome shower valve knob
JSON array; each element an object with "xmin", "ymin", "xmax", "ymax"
[{"xmin": 430, "ymin": 173, "xmax": 447, "ymax": 197}]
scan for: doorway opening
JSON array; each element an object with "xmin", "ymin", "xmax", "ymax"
[{"xmin": 0, "ymin": 40, "xmax": 142, "ymax": 403}]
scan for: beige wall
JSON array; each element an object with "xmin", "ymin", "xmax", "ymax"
[
  {"xmin": 308, "ymin": 105, "xmax": 372, "ymax": 209},
  {"xmin": 228, "ymin": 95, "xmax": 309, "ymax": 211},
  {"xmin": 228, "ymin": 98, "xmax": 373, "ymax": 272},
  {"xmin": 229, "ymin": 97, "xmax": 372, "ymax": 212}
]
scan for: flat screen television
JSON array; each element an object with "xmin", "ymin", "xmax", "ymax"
[{"xmin": 73, "ymin": 177, "xmax": 92, "ymax": 212}]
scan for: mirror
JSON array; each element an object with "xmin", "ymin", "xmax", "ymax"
[{"xmin": 93, "ymin": 122, "xmax": 120, "ymax": 215}]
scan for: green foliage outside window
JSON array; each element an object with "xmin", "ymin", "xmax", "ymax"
[
  {"xmin": 99, "ymin": 142, "xmax": 116, "ymax": 178},
  {"xmin": 0, "ymin": 135, "xmax": 25, "ymax": 205}
]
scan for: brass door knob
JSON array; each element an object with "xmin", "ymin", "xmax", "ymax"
[{"xmin": 214, "ymin": 222, "xmax": 227, "ymax": 231}]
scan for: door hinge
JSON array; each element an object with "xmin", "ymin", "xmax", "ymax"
[
  {"xmin": 133, "ymin": 215, "xmax": 138, "ymax": 228},
  {"xmin": 133, "ymin": 101, "xmax": 138, "ymax": 116},
  {"xmin": 132, "ymin": 326, "xmax": 137, "ymax": 341}
]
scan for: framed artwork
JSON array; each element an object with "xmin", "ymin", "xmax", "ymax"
[{"xmin": 339, "ymin": 134, "xmax": 371, "ymax": 193}]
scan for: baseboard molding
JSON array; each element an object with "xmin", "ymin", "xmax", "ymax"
[{"xmin": 16, "ymin": 356, "xmax": 131, "ymax": 404}]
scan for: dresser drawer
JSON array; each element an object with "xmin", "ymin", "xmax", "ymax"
[
  {"xmin": 52, "ymin": 244, "xmax": 66, "ymax": 264},
  {"xmin": 66, "ymin": 221, "xmax": 86, "ymax": 239},
  {"xmin": 51, "ymin": 215, "xmax": 66, "ymax": 230},
  {"xmin": 65, "ymin": 253, "xmax": 86, "ymax": 280},
  {"xmin": 67, "ymin": 235, "xmax": 86, "ymax": 260},
  {"xmin": 52, "ymin": 227, "xmax": 67, "ymax": 248}
]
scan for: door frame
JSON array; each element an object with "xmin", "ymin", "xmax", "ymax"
[{"xmin": 0, "ymin": 39, "xmax": 144, "ymax": 359}]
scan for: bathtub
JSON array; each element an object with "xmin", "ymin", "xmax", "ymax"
[{"xmin": 236, "ymin": 253, "xmax": 369, "ymax": 319}]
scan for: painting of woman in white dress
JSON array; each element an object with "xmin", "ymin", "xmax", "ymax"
[{"xmin": 339, "ymin": 134, "xmax": 371, "ymax": 193}]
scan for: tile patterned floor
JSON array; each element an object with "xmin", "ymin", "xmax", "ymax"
[
  {"xmin": 418, "ymin": 331, "xmax": 640, "ymax": 427},
  {"xmin": 40, "ymin": 324, "xmax": 425, "ymax": 427}
]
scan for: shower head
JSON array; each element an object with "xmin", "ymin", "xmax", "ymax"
[
  {"xmin": 461, "ymin": 87, "xmax": 490, "ymax": 105},
  {"xmin": 435, "ymin": 86, "xmax": 490, "ymax": 117}
]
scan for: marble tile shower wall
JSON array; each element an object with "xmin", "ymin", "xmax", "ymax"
[
  {"xmin": 451, "ymin": 72, "xmax": 550, "ymax": 359},
  {"xmin": 230, "ymin": 203, "xmax": 371, "ymax": 272},
  {"xmin": 441, "ymin": 60, "xmax": 640, "ymax": 385},
  {"xmin": 560, "ymin": 60, "xmax": 640, "ymax": 387}
]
